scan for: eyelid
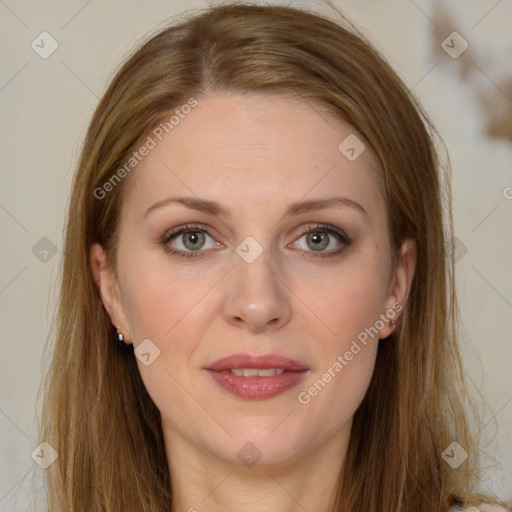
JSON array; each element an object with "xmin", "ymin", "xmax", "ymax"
[
  {"xmin": 295, "ymin": 223, "xmax": 350, "ymax": 245},
  {"xmin": 161, "ymin": 223, "xmax": 214, "ymax": 244}
]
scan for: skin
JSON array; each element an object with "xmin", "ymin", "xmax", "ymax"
[{"xmin": 91, "ymin": 92, "xmax": 416, "ymax": 512}]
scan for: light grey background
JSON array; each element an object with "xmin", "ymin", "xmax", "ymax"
[{"xmin": 0, "ymin": 0, "xmax": 510, "ymax": 509}]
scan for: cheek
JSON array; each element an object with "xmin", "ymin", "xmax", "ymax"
[
  {"xmin": 295, "ymin": 269, "xmax": 383, "ymax": 427},
  {"xmin": 297, "ymin": 342, "xmax": 378, "ymax": 439},
  {"xmin": 120, "ymin": 260, "xmax": 215, "ymax": 343},
  {"xmin": 121, "ymin": 271, "xmax": 171, "ymax": 342},
  {"xmin": 292, "ymin": 254, "xmax": 387, "ymax": 418},
  {"xmin": 295, "ymin": 257, "xmax": 390, "ymax": 340},
  {"xmin": 119, "ymin": 265, "xmax": 208, "ymax": 420}
]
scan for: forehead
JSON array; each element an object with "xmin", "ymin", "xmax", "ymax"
[{"xmin": 121, "ymin": 92, "xmax": 384, "ymax": 221}]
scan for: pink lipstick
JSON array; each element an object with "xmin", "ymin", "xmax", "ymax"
[{"xmin": 204, "ymin": 353, "xmax": 310, "ymax": 400}]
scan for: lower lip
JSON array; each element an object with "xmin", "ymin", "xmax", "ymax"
[{"xmin": 206, "ymin": 369, "xmax": 309, "ymax": 400}]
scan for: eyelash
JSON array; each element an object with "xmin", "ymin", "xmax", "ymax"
[{"xmin": 161, "ymin": 223, "xmax": 351, "ymax": 259}]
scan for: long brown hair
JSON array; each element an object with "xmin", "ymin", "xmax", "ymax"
[{"xmin": 38, "ymin": 2, "xmax": 510, "ymax": 511}]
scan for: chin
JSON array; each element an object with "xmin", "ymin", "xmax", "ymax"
[{"xmin": 207, "ymin": 429, "xmax": 310, "ymax": 469}]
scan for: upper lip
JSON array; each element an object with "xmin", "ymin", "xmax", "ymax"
[{"xmin": 205, "ymin": 353, "xmax": 309, "ymax": 372}]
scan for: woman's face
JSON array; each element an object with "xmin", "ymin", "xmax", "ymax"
[{"xmin": 92, "ymin": 92, "xmax": 414, "ymax": 469}]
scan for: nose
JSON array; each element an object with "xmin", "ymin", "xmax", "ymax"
[{"xmin": 222, "ymin": 249, "xmax": 292, "ymax": 333}]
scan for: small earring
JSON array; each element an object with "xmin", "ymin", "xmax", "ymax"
[
  {"xmin": 113, "ymin": 325, "xmax": 133, "ymax": 353},
  {"xmin": 390, "ymin": 319, "xmax": 396, "ymax": 331}
]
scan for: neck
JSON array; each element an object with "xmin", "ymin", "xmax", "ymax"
[{"xmin": 164, "ymin": 423, "xmax": 350, "ymax": 512}]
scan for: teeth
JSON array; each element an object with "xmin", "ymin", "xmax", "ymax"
[{"xmin": 230, "ymin": 368, "xmax": 286, "ymax": 377}]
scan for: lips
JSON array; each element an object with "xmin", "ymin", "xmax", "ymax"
[
  {"xmin": 205, "ymin": 353, "xmax": 309, "ymax": 372},
  {"xmin": 204, "ymin": 353, "xmax": 310, "ymax": 400}
]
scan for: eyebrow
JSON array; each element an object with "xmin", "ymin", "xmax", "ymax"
[{"xmin": 144, "ymin": 195, "xmax": 368, "ymax": 219}]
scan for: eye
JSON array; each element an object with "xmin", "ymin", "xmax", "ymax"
[
  {"xmin": 292, "ymin": 224, "xmax": 350, "ymax": 257},
  {"xmin": 162, "ymin": 223, "xmax": 350, "ymax": 259},
  {"xmin": 162, "ymin": 224, "xmax": 221, "ymax": 258}
]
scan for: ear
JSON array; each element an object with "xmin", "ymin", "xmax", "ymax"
[
  {"xmin": 90, "ymin": 243, "xmax": 132, "ymax": 344},
  {"xmin": 378, "ymin": 238, "xmax": 417, "ymax": 339}
]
